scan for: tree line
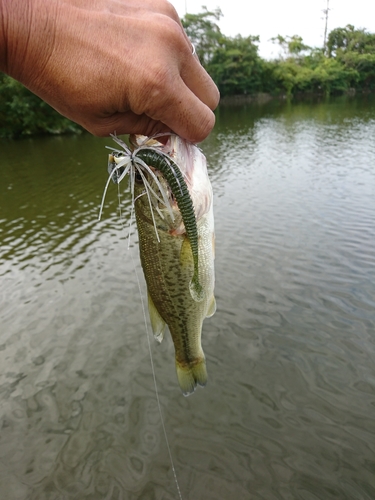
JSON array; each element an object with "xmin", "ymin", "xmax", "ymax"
[
  {"xmin": 183, "ymin": 8, "xmax": 375, "ymax": 98},
  {"xmin": 1, "ymin": 8, "xmax": 374, "ymax": 138}
]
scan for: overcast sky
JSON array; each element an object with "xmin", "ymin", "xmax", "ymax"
[{"xmin": 171, "ymin": 0, "xmax": 375, "ymax": 59}]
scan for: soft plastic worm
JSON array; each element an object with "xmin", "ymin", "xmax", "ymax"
[{"xmin": 134, "ymin": 148, "xmax": 204, "ymax": 302}]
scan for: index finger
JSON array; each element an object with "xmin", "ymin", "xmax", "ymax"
[
  {"xmin": 180, "ymin": 44, "xmax": 220, "ymax": 111},
  {"xmin": 148, "ymin": 2, "xmax": 220, "ymax": 110},
  {"xmin": 152, "ymin": 76, "xmax": 217, "ymax": 143}
]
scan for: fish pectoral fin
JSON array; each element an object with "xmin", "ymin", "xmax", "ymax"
[
  {"xmin": 179, "ymin": 235, "xmax": 193, "ymax": 266},
  {"xmin": 176, "ymin": 357, "xmax": 207, "ymax": 397},
  {"xmin": 147, "ymin": 292, "xmax": 166, "ymax": 343},
  {"xmin": 189, "ymin": 277, "xmax": 204, "ymax": 302},
  {"xmin": 206, "ymin": 294, "xmax": 216, "ymax": 318},
  {"xmin": 180, "ymin": 236, "xmax": 204, "ymax": 302}
]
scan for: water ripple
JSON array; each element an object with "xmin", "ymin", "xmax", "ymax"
[{"xmin": 1, "ymin": 100, "xmax": 375, "ymax": 499}]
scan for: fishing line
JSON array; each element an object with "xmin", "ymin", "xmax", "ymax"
[{"xmin": 116, "ymin": 182, "xmax": 183, "ymax": 500}]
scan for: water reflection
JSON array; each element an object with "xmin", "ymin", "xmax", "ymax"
[{"xmin": 1, "ymin": 96, "xmax": 375, "ymax": 499}]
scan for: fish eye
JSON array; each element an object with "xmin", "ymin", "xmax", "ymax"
[{"xmin": 134, "ymin": 171, "xmax": 143, "ymax": 184}]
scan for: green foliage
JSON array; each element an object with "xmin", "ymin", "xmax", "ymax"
[
  {"xmin": 343, "ymin": 52, "xmax": 375, "ymax": 89},
  {"xmin": 327, "ymin": 25, "xmax": 375, "ymax": 57},
  {"xmin": 271, "ymin": 60, "xmax": 299, "ymax": 95},
  {"xmin": 326, "ymin": 25, "xmax": 375, "ymax": 90},
  {"xmin": 208, "ymin": 35, "xmax": 263, "ymax": 96},
  {"xmin": 0, "ymin": 73, "xmax": 82, "ymax": 139},
  {"xmin": 310, "ymin": 58, "xmax": 358, "ymax": 94},
  {"xmin": 184, "ymin": 10, "xmax": 375, "ymax": 98},
  {"xmin": 271, "ymin": 34, "xmax": 311, "ymax": 59},
  {"xmin": 272, "ymin": 56, "xmax": 358, "ymax": 96}
]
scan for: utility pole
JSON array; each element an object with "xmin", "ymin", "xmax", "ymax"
[{"xmin": 323, "ymin": 0, "xmax": 330, "ymax": 53}]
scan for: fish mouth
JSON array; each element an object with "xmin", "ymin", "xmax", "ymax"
[{"xmin": 130, "ymin": 134, "xmax": 213, "ymax": 221}]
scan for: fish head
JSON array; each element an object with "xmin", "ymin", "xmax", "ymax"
[{"xmin": 130, "ymin": 134, "xmax": 213, "ymax": 223}]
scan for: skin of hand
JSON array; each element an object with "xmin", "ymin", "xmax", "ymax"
[{"xmin": 0, "ymin": 0, "xmax": 220, "ymax": 143}]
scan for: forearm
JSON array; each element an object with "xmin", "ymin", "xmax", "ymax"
[
  {"xmin": 0, "ymin": 0, "xmax": 8, "ymax": 71},
  {"xmin": 0, "ymin": 0, "xmax": 31, "ymax": 74},
  {"xmin": 0, "ymin": 0, "xmax": 55, "ymax": 84}
]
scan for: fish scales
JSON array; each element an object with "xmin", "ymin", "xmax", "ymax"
[{"xmin": 135, "ymin": 205, "xmax": 215, "ymax": 394}]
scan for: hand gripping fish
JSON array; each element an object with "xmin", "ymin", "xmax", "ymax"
[{"xmin": 105, "ymin": 134, "xmax": 216, "ymax": 396}]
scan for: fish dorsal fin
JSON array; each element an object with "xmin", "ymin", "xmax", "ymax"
[{"xmin": 147, "ymin": 292, "xmax": 166, "ymax": 343}]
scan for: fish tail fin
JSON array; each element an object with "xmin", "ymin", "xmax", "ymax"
[{"xmin": 176, "ymin": 358, "xmax": 207, "ymax": 397}]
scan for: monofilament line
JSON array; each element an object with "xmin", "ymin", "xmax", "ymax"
[{"xmin": 117, "ymin": 183, "xmax": 183, "ymax": 500}]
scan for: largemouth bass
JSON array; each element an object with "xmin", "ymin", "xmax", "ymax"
[{"xmin": 107, "ymin": 134, "xmax": 216, "ymax": 396}]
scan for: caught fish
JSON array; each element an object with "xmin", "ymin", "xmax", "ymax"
[{"xmin": 103, "ymin": 134, "xmax": 216, "ymax": 396}]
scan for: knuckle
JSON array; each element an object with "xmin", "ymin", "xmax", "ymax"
[
  {"xmin": 130, "ymin": 63, "xmax": 173, "ymax": 116},
  {"xmin": 154, "ymin": 14, "xmax": 185, "ymax": 49},
  {"xmin": 156, "ymin": 0, "xmax": 180, "ymax": 22},
  {"xmin": 195, "ymin": 112, "xmax": 216, "ymax": 141}
]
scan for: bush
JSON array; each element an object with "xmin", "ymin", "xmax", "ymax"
[{"xmin": 0, "ymin": 73, "xmax": 82, "ymax": 139}]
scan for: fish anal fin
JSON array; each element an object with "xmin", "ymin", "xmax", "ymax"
[
  {"xmin": 206, "ymin": 294, "xmax": 216, "ymax": 318},
  {"xmin": 176, "ymin": 358, "xmax": 207, "ymax": 396},
  {"xmin": 147, "ymin": 292, "xmax": 166, "ymax": 343}
]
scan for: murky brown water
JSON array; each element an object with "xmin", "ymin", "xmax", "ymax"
[{"xmin": 1, "ymin": 96, "xmax": 375, "ymax": 499}]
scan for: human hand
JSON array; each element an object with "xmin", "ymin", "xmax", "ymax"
[{"xmin": 1, "ymin": 0, "xmax": 219, "ymax": 143}]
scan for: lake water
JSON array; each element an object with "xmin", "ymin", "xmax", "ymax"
[{"xmin": 0, "ymin": 95, "xmax": 374, "ymax": 500}]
